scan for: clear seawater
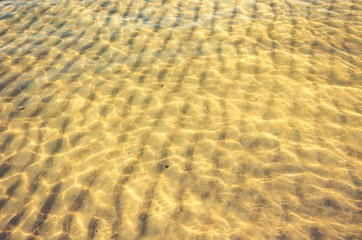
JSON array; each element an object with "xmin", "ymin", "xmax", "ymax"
[{"xmin": 0, "ymin": 0, "xmax": 361, "ymax": 239}]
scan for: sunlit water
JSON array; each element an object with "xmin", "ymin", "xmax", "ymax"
[{"xmin": 0, "ymin": 0, "xmax": 361, "ymax": 239}]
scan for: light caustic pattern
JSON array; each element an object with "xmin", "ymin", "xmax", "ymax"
[{"xmin": 0, "ymin": 0, "xmax": 361, "ymax": 239}]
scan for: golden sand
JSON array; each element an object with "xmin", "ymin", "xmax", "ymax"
[{"xmin": 0, "ymin": 0, "xmax": 361, "ymax": 239}]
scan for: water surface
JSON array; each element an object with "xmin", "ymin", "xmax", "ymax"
[{"xmin": 0, "ymin": 0, "xmax": 361, "ymax": 239}]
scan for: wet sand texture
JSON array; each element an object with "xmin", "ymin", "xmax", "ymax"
[{"xmin": 0, "ymin": 0, "xmax": 362, "ymax": 239}]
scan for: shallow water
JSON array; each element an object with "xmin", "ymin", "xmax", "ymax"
[{"xmin": 0, "ymin": 0, "xmax": 361, "ymax": 239}]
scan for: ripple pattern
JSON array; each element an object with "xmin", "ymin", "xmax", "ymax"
[{"xmin": 0, "ymin": 0, "xmax": 362, "ymax": 239}]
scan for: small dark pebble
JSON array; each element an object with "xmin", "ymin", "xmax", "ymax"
[
  {"xmin": 161, "ymin": 84, "xmax": 164, "ymax": 88},
  {"xmin": 165, "ymin": 165, "xmax": 169, "ymax": 169},
  {"xmin": 310, "ymin": 227, "xmax": 323, "ymax": 240}
]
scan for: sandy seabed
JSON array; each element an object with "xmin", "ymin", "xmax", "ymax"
[{"xmin": 0, "ymin": 0, "xmax": 361, "ymax": 239}]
